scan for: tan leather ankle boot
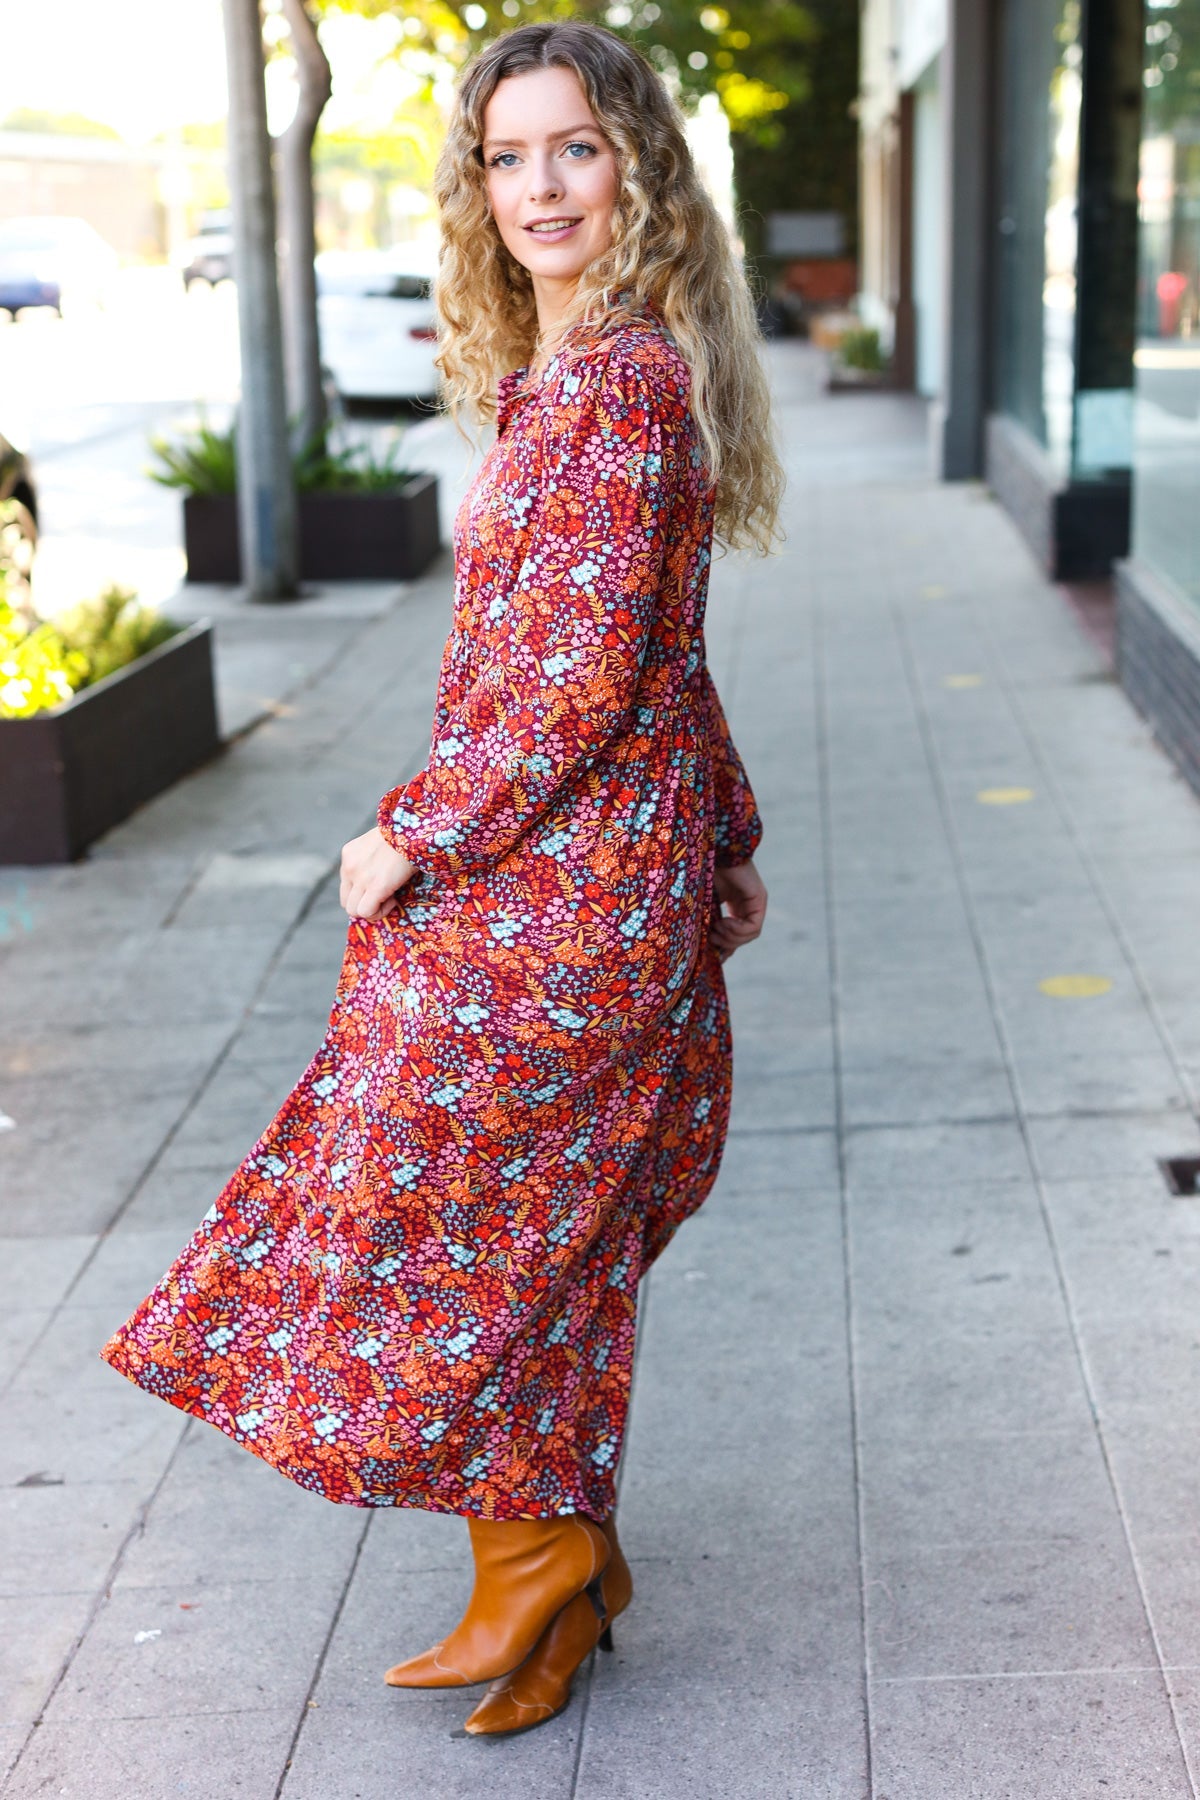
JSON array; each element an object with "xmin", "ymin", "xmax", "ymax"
[
  {"xmin": 383, "ymin": 1514, "xmax": 609, "ymax": 1689},
  {"xmin": 462, "ymin": 1513, "xmax": 634, "ymax": 1737},
  {"xmin": 597, "ymin": 1513, "xmax": 633, "ymax": 1636}
]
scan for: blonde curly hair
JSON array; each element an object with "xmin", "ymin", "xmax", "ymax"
[{"xmin": 433, "ymin": 21, "xmax": 783, "ymax": 554}]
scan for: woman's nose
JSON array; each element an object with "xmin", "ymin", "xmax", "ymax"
[{"xmin": 528, "ymin": 160, "xmax": 563, "ymax": 204}]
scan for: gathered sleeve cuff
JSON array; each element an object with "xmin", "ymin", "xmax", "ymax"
[
  {"xmin": 701, "ymin": 662, "xmax": 762, "ymax": 867},
  {"xmin": 377, "ymin": 347, "xmax": 680, "ymax": 880}
]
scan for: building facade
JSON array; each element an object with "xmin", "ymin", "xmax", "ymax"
[
  {"xmin": 0, "ymin": 132, "xmax": 226, "ymax": 263},
  {"xmin": 1118, "ymin": 0, "xmax": 1200, "ymax": 795},
  {"xmin": 859, "ymin": 0, "xmax": 1200, "ymax": 800}
]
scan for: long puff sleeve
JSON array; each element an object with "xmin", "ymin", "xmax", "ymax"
[
  {"xmin": 701, "ymin": 662, "xmax": 762, "ymax": 867},
  {"xmin": 377, "ymin": 350, "xmax": 676, "ymax": 880}
]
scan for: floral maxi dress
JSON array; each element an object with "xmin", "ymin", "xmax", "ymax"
[{"xmin": 102, "ymin": 318, "xmax": 762, "ymax": 1521}]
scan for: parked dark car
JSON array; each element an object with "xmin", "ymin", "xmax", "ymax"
[
  {"xmin": 0, "ymin": 216, "xmax": 117, "ymax": 317},
  {"xmin": 180, "ymin": 211, "xmax": 234, "ymax": 288},
  {"xmin": 0, "ymin": 429, "xmax": 38, "ymax": 592}
]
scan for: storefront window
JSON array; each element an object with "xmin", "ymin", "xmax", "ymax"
[
  {"xmin": 1131, "ymin": 0, "xmax": 1200, "ymax": 609},
  {"xmin": 993, "ymin": 0, "xmax": 1082, "ymax": 476}
]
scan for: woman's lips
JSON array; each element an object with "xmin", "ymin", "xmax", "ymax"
[{"xmin": 523, "ymin": 217, "xmax": 583, "ymax": 242}]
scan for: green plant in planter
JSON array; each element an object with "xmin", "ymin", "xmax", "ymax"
[
  {"xmin": 838, "ymin": 326, "xmax": 886, "ymax": 374},
  {"xmin": 0, "ymin": 603, "xmax": 88, "ymax": 717},
  {"xmin": 149, "ymin": 418, "xmax": 414, "ymax": 496},
  {"xmin": 148, "ymin": 419, "xmax": 238, "ymax": 496},
  {"xmin": 0, "ymin": 587, "xmax": 176, "ymax": 719},
  {"xmin": 56, "ymin": 586, "xmax": 177, "ymax": 684},
  {"xmin": 293, "ymin": 427, "xmax": 414, "ymax": 494}
]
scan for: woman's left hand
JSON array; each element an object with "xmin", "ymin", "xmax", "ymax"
[
  {"xmin": 711, "ymin": 858, "xmax": 768, "ymax": 959},
  {"xmin": 339, "ymin": 827, "xmax": 417, "ymax": 920}
]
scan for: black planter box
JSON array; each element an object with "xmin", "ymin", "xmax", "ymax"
[
  {"xmin": 183, "ymin": 475, "xmax": 441, "ymax": 584},
  {"xmin": 0, "ymin": 620, "xmax": 220, "ymax": 864}
]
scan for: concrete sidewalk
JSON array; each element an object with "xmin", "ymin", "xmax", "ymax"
[{"xmin": 6, "ymin": 342, "xmax": 1200, "ymax": 1798}]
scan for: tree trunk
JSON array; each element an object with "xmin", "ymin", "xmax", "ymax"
[
  {"xmin": 278, "ymin": 0, "xmax": 332, "ymax": 451},
  {"xmin": 221, "ymin": 0, "xmax": 299, "ymax": 600}
]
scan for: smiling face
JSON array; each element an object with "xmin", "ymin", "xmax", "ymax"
[{"xmin": 481, "ymin": 65, "xmax": 619, "ymax": 335}]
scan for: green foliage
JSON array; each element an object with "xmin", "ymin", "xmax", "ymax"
[
  {"xmin": 294, "ymin": 427, "xmax": 414, "ymax": 493},
  {"xmin": 312, "ymin": 0, "xmax": 818, "ymax": 146},
  {"xmin": 0, "ymin": 588, "xmax": 176, "ymax": 720},
  {"xmin": 444, "ymin": 0, "xmax": 816, "ymax": 142},
  {"xmin": 1143, "ymin": 3, "xmax": 1200, "ymax": 134},
  {"xmin": 317, "ymin": 119, "xmax": 441, "ymax": 201},
  {"xmin": 729, "ymin": 0, "xmax": 859, "ymax": 262},
  {"xmin": 149, "ymin": 420, "xmax": 414, "ymax": 498},
  {"xmin": 301, "ymin": 0, "xmax": 859, "ymax": 297},
  {"xmin": 54, "ymin": 588, "xmax": 177, "ymax": 685},
  {"xmin": 148, "ymin": 419, "xmax": 238, "ymax": 497},
  {"xmin": 838, "ymin": 326, "xmax": 884, "ymax": 373},
  {"xmin": 1, "ymin": 107, "xmax": 122, "ymax": 140}
]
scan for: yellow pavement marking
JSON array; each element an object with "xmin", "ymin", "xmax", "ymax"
[
  {"xmin": 1038, "ymin": 974, "xmax": 1113, "ymax": 999},
  {"xmin": 976, "ymin": 786, "xmax": 1034, "ymax": 805},
  {"xmin": 944, "ymin": 674, "xmax": 984, "ymax": 689}
]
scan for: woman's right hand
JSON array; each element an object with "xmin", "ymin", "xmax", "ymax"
[
  {"xmin": 711, "ymin": 859, "xmax": 768, "ymax": 959},
  {"xmin": 339, "ymin": 827, "xmax": 417, "ymax": 921}
]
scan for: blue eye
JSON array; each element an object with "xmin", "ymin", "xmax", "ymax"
[
  {"xmin": 488, "ymin": 151, "xmax": 520, "ymax": 169},
  {"xmin": 564, "ymin": 142, "xmax": 597, "ymax": 159}
]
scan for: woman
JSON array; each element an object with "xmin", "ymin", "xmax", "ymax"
[{"xmin": 102, "ymin": 20, "xmax": 779, "ymax": 1739}]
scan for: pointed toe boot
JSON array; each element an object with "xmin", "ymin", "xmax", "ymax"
[
  {"xmin": 384, "ymin": 1514, "xmax": 609, "ymax": 1690},
  {"xmin": 462, "ymin": 1513, "xmax": 634, "ymax": 1737}
]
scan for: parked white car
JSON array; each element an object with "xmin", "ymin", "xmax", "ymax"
[{"xmin": 316, "ymin": 246, "xmax": 439, "ymax": 405}]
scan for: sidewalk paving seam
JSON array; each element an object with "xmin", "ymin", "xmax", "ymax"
[
  {"xmin": 814, "ymin": 550, "xmax": 875, "ymax": 1800},
  {"xmin": 973, "ymin": 597, "xmax": 1200, "ymax": 1123},
  {"xmin": 202, "ymin": 555, "xmax": 453, "ymax": 749},
  {"xmin": 876, "ymin": 1665, "xmax": 1168, "ymax": 1683},
  {"xmin": 890, "ymin": 596, "xmax": 1200, "ymax": 1800},
  {"xmin": 4, "ymin": 1417, "xmax": 192, "ymax": 1787},
  {"xmin": 567, "ymin": 1646, "xmax": 597, "ymax": 1796},
  {"xmin": 840, "ymin": 1105, "xmax": 1192, "ymax": 1137},
  {"xmin": 242, "ymin": 577, "xmax": 451, "ymax": 762},
  {"xmin": 726, "ymin": 1119, "xmax": 835, "ymax": 1130},
  {"xmin": 0, "ymin": 866, "xmax": 334, "ymax": 1405},
  {"xmin": 567, "ymin": 1250, "xmax": 653, "ymax": 1785},
  {"xmin": 274, "ymin": 1513, "xmax": 374, "ymax": 1800}
]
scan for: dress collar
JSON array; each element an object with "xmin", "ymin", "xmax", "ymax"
[{"xmin": 495, "ymin": 309, "xmax": 663, "ymax": 433}]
